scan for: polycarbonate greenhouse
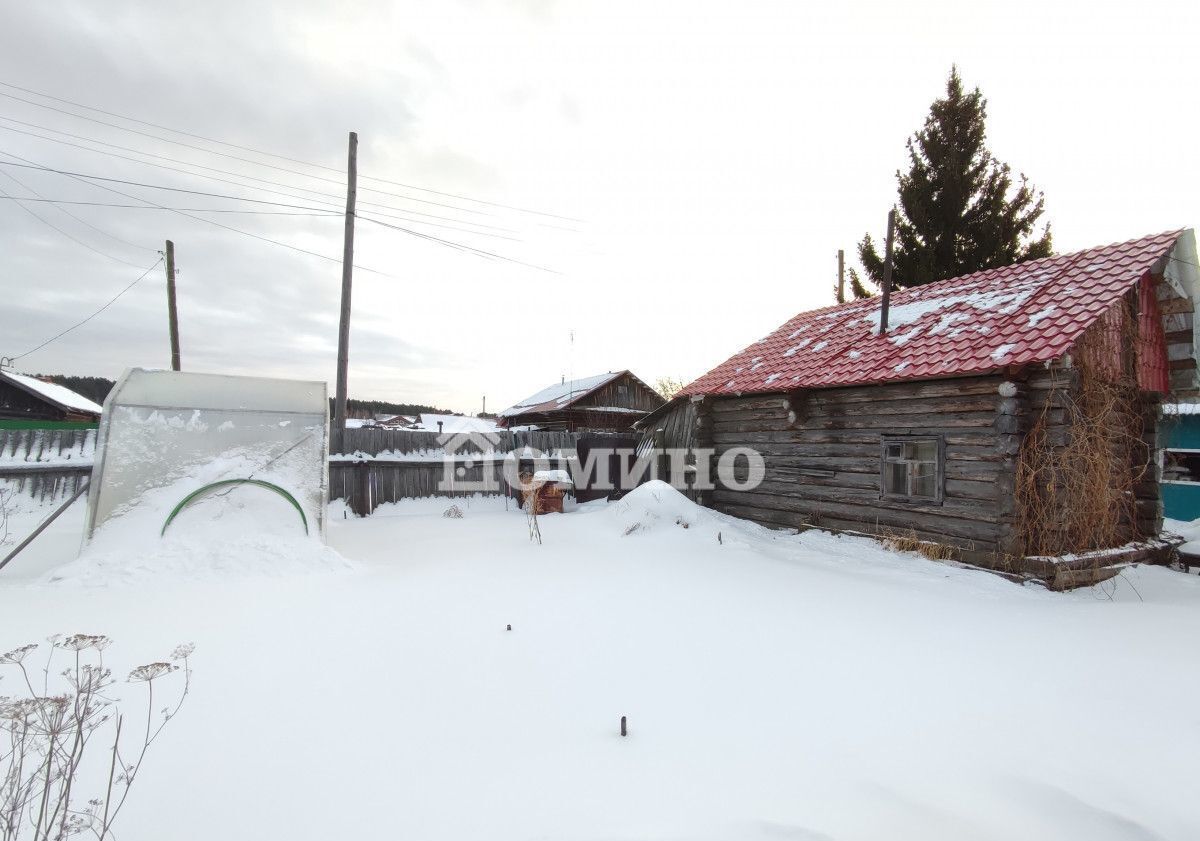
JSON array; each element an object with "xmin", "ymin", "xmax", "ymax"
[{"xmin": 84, "ymin": 369, "xmax": 329, "ymax": 542}]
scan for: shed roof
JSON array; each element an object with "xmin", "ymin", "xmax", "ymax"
[
  {"xmin": 499, "ymin": 371, "xmax": 628, "ymax": 417},
  {"xmin": 0, "ymin": 370, "xmax": 103, "ymax": 416},
  {"xmin": 682, "ymin": 229, "xmax": 1193, "ymax": 397}
]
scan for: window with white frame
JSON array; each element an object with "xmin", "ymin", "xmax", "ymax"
[{"xmin": 880, "ymin": 437, "xmax": 943, "ymax": 502}]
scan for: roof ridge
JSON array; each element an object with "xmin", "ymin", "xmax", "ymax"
[{"xmin": 681, "ymin": 228, "xmax": 1189, "ymax": 397}]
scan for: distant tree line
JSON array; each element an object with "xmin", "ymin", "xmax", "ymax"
[
  {"xmin": 333, "ymin": 398, "xmax": 456, "ymax": 419},
  {"xmin": 39, "ymin": 374, "xmax": 115, "ymax": 405}
]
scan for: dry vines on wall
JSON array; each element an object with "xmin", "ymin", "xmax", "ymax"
[{"xmin": 1014, "ymin": 299, "xmax": 1152, "ymax": 557}]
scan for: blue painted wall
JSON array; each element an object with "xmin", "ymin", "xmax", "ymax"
[{"xmin": 1162, "ymin": 413, "xmax": 1200, "ymax": 522}]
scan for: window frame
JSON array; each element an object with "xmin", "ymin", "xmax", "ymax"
[{"xmin": 879, "ymin": 435, "xmax": 945, "ymax": 504}]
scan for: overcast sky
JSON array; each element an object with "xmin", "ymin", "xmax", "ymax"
[{"xmin": 0, "ymin": 0, "xmax": 1197, "ymax": 414}]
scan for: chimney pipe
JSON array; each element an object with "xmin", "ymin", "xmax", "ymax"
[{"xmin": 880, "ymin": 208, "xmax": 896, "ymax": 333}]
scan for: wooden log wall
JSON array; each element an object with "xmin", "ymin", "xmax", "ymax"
[{"xmin": 707, "ymin": 375, "xmax": 1012, "ymax": 552}]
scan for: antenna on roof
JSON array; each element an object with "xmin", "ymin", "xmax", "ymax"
[{"xmin": 880, "ymin": 208, "xmax": 896, "ymax": 333}]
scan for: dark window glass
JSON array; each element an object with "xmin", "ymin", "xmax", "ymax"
[{"xmin": 881, "ymin": 437, "xmax": 941, "ymax": 501}]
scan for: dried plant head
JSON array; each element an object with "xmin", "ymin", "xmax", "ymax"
[
  {"xmin": 66, "ymin": 664, "xmax": 112, "ymax": 694},
  {"xmin": 0, "ymin": 643, "xmax": 38, "ymax": 664},
  {"xmin": 59, "ymin": 634, "xmax": 113, "ymax": 652},
  {"xmin": 169, "ymin": 643, "xmax": 195, "ymax": 662},
  {"xmin": 127, "ymin": 662, "xmax": 176, "ymax": 683}
]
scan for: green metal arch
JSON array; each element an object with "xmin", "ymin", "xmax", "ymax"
[{"xmin": 161, "ymin": 479, "xmax": 309, "ymax": 537}]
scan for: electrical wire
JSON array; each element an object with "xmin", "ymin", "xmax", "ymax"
[
  {"xmin": 0, "ymin": 159, "xmax": 155, "ymax": 253},
  {"xmin": 0, "ymin": 148, "xmax": 553, "ymax": 273},
  {"xmin": 0, "ymin": 181, "xmax": 147, "ymax": 268},
  {"xmin": 0, "ymin": 88, "xmax": 501, "ymax": 217},
  {"xmin": 0, "ymin": 148, "xmax": 402, "ymax": 278},
  {"xmin": 0, "ymin": 79, "xmax": 582, "ymax": 221},
  {"xmin": 356, "ymin": 213, "xmax": 560, "ymax": 274},
  {"xmin": 9, "ymin": 257, "xmax": 164, "ymax": 362},
  {"xmin": 0, "ymin": 159, "xmax": 520, "ymax": 240},
  {"xmin": 0, "ymin": 196, "xmax": 339, "ymax": 215},
  {"xmin": 0, "ymin": 125, "xmax": 522, "ymax": 235}
]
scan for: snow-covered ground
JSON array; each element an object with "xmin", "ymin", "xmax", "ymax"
[{"xmin": 2, "ymin": 482, "xmax": 1200, "ymax": 840}]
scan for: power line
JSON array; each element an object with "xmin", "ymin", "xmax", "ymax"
[
  {"xmin": 0, "ymin": 158, "xmax": 521, "ymax": 241},
  {"xmin": 0, "ymin": 122, "xmax": 522, "ymax": 235},
  {"xmin": 0, "ymin": 147, "xmax": 401, "ymax": 278},
  {"xmin": 0, "ymin": 181, "xmax": 146, "ymax": 268},
  {"xmin": 0, "ymin": 158, "xmax": 349, "ymax": 210},
  {"xmin": 356, "ymin": 213, "xmax": 560, "ymax": 274},
  {"xmin": 9, "ymin": 257, "xmax": 164, "ymax": 362},
  {"xmin": 0, "ymin": 88, "xmax": 504, "ymax": 217},
  {"xmin": 0, "ymin": 159, "xmax": 155, "ymax": 253},
  {"xmin": 0, "ymin": 196, "xmax": 338, "ymax": 215},
  {"xmin": 0, "ymin": 78, "xmax": 583, "ymax": 222},
  {"xmin": 2, "ymin": 149, "xmax": 559, "ymax": 276}
]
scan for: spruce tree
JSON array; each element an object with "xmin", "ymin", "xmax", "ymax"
[{"xmin": 850, "ymin": 68, "xmax": 1051, "ymax": 297}]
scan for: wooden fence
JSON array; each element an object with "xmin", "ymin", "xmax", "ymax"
[
  {"xmin": 334, "ymin": 427, "xmax": 576, "ymax": 457},
  {"xmin": 1, "ymin": 427, "xmax": 96, "ymax": 464},
  {"xmin": 0, "ymin": 426, "xmax": 588, "ymax": 509},
  {"xmin": 0, "ymin": 427, "xmax": 95, "ymax": 504}
]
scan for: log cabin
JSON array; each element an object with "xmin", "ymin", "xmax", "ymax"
[
  {"xmin": 498, "ymin": 370, "xmax": 665, "ymax": 433},
  {"xmin": 0, "ymin": 370, "xmax": 103, "ymax": 425},
  {"xmin": 640, "ymin": 229, "xmax": 1200, "ymax": 587}
]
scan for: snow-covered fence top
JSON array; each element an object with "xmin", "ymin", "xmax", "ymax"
[
  {"xmin": 0, "ymin": 427, "xmax": 97, "ymax": 468},
  {"xmin": 334, "ymin": 427, "xmax": 577, "ymax": 459}
]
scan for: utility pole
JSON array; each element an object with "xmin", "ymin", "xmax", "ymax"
[
  {"xmin": 333, "ymin": 131, "xmax": 358, "ymax": 448},
  {"xmin": 836, "ymin": 249, "xmax": 845, "ymax": 303},
  {"xmin": 164, "ymin": 240, "xmax": 181, "ymax": 371},
  {"xmin": 880, "ymin": 209, "xmax": 896, "ymax": 333}
]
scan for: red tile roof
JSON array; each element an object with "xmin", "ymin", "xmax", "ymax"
[{"xmin": 681, "ymin": 230, "xmax": 1187, "ymax": 397}]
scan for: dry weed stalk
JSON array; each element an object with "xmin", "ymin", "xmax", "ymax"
[
  {"xmin": 0, "ymin": 636, "xmax": 193, "ymax": 841},
  {"xmin": 1014, "ymin": 298, "xmax": 1154, "ymax": 557},
  {"xmin": 519, "ymin": 473, "xmax": 542, "ymax": 545}
]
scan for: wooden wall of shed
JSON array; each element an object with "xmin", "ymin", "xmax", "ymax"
[
  {"xmin": 1008, "ymin": 363, "xmax": 1163, "ymax": 556},
  {"xmin": 1157, "ymin": 273, "xmax": 1199, "ymax": 397},
  {"xmin": 574, "ymin": 372, "xmax": 665, "ymax": 414},
  {"xmin": 707, "ymin": 375, "xmax": 1010, "ymax": 552}
]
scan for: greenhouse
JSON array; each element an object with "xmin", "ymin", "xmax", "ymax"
[{"xmin": 84, "ymin": 369, "xmax": 329, "ymax": 543}]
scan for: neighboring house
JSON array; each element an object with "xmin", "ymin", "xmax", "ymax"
[
  {"xmin": 497, "ymin": 371, "xmax": 665, "ymax": 433},
  {"xmin": 1160, "ymin": 402, "xmax": 1200, "ymax": 522},
  {"xmin": 342, "ymin": 413, "xmax": 499, "ymax": 434},
  {"xmin": 640, "ymin": 229, "xmax": 1200, "ymax": 587},
  {"xmin": 0, "ymin": 370, "xmax": 103, "ymax": 424},
  {"xmin": 417, "ymin": 413, "xmax": 500, "ymax": 435}
]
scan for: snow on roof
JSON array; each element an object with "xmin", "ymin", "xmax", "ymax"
[
  {"xmin": 418, "ymin": 413, "xmax": 500, "ymax": 434},
  {"xmin": 532, "ymin": 469, "xmax": 573, "ymax": 485},
  {"xmin": 682, "ymin": 229, "xmax": 1190, "ymax": 396},
  {"xmin": 1163, "ymin": 403, "xmax": 1200, "ymax": 416},
  {"xmin": 499, "ymin": 372, "xmax": 626, "ymax": 417},
  {"xmin": 1, "ymin": 371, "xmax": 103, "ymax": 416}
]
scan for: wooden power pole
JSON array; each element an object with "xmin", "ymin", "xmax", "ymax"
[
  {"xmin": 879, "ymin": 209, "xmax": 896, "ymax": 333},
  {"xmin": 164, "ymin": 239, "xmax": 181, "ymax": 371},
  {"xmin": 837, "ymin": 249, "xmax": 845, "ymax": 303},
  {"xmin": 333, "ymin": 131, "xmax": 358, "ymax": 445}
]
